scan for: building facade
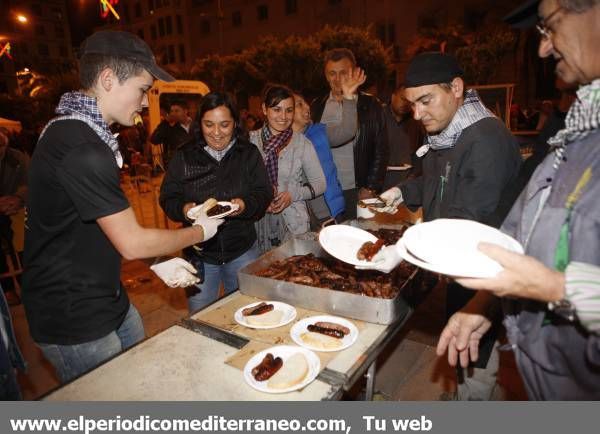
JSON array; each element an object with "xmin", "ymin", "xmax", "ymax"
[
  {"xmin": 1, "ymin": 0, "xmax": 75, "ymax": 94},
  {"xmin": 97, "ymin": 0, "xmax": 522, "ymax": 74}
]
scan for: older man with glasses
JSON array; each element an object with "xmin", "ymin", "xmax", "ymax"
[{"xmin": 435, "ymin": 0, "xmax": 600, "ymax": 399}]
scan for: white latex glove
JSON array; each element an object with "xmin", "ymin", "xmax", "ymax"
[
  {"xmin": 355, "ymin": 244, "xmax": 403, "ymax": 273},
  {"xmin": 192, "ymin": 209, "xmax": 224, "ymax": 241},
  {"xmin": 377, "ymin": 187, "xmax": 403, "ymax": 214},
  {"xmin": 150, "ymin": 258, "xmax": 200, "ymax": 288}
]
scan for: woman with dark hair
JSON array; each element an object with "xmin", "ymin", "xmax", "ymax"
[
  {"xmin": 250, "ymin": 84, "xmax": 326, "ymax": 253},
  {"xmin": 160, "ymin": 92, "xmax": 272, "ymax": 312}
]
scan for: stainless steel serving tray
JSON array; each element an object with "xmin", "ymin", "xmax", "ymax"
[{"xmin": 238, "ymin": 236, "xmax": 414, "ymax": 325}]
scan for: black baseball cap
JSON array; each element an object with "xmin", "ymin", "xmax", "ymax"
[
  {"xmin": 404, "ymin": 52, "xmax": 464, "ymax": 88},
  {"xmin": 80, "ymin": 30, "xmax": 175, "ymax": 82},
  {"xmin": 503, "ymin": 0, "xmax": 540, "ymax": 28}
]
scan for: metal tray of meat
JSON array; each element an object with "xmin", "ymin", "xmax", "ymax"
[{"xmin": 238, "ymin": 237, "xmax": 415, "ymax": 325}]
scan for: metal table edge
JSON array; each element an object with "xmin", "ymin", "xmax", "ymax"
[{"xmin": 335, "ymin": 307, "xmax": 414, "ymax": 391}]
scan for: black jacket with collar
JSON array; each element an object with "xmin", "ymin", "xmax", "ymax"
[
  {"xmin": 311, "ymin": 92, "xmax": 389, "ymax": 192},
  {"xmin": 400, "ymin": 117, "xmax": 521, "ymax": 226},
  {"xmin": 159, "ymin": 137, "xmax": 273, "ymax": 264}
]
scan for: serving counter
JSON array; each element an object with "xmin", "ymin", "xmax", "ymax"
[
  {"xmin": 45, "ymin": 206, "xmax": 427, "ymax": 401},
  {"xmin": 45, "ymin": 289, "xmax": 412, "ymax": 401}
]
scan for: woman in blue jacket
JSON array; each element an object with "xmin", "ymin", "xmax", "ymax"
[{"xmin": 291, "ymin": 85, "xmax": 362, "ymax": 223}]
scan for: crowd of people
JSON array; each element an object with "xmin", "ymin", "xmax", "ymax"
[{"xmin": 0, "ymin": 0, "xmax": 598, "ymax": 401}]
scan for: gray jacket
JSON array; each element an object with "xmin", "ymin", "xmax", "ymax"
[
  {"xmin": 501, "ymin": 129, "xmax": 600, "ymax": 400},
  {"xmin": 250, "ymin": 130, "xmax": 326, "ymax": 234}
]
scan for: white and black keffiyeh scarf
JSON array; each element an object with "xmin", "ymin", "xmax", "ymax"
[
  {"xmin": 40, "ymin": 91, "xmax": 123, "ymax": 167},
  {"xmin": 548, "ymin": 79, "xmax": 600, "ymax": 169},
  {"xmin": 424, "ymin": 89, "xmax": 495, "ymax": 151}
]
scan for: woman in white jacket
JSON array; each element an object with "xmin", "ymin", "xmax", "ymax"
[{"xmin": 250, "ymin": 84, "xmax": 326, "ymax": 253}]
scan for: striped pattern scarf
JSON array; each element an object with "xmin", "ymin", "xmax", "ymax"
[
  {"xmin": 425, "ymin": 89, "xmax": 494, "ymax": 151},
  {"xmin": 40, "ymin": 91, "xmax": 122, "ymax": 167},
  {"xmin": 261, "ymin": 125, "xmax": 292, "ymax": 188},
  {"xmin": 548, "ymin": 79, "xmax": 600, "ymax": 169}
]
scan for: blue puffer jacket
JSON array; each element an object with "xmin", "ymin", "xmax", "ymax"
[{"xmin": 304, "ymin": 123, "xmax": 345, "ymax": 218}]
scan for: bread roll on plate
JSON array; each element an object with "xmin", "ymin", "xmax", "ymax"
[
  {"xmin": 186, "ymin": 198, "xmax": 218, "ymax": 220},
  {"xmin": 245, "ymin": 309, "xmax": 284, "ymax": 326},
  {"xmin": 202, "ymin": 198, "xmax": 218, "ymax": 212},
  {"xmin": 300, "ymin": 331, "xmax": 343, "ymax": 350},
  {"xmin": 267, "ymin": 353, "xmax": 309, "ymax": 390}
]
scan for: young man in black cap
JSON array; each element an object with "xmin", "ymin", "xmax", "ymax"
[
  {"xmin": 436, "ymin": 0, "xmax": 600, "ymax": 400},
  {"xmin": 22, "ymin": 31, "xmax": 223, "ymax": 383},
  {"xmin": 367, "ymin": 52, "xmax": 521, "ymax": 400}
]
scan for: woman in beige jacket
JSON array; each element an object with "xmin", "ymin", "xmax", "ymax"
[{"xmin": 250, "ymin": 84, "xmax": 325, "ymax": 253}]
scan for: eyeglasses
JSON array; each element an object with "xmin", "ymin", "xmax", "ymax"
[{"xmin": 536, "ymin": 6, "xmax": 564, "ymax": 40}]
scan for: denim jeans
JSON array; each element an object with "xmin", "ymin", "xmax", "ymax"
[
  {"xmin": 188, "ymin": 243, "xmax": 259, "ymax": 313},
  {"xmin": 37, "ymin": 303, "xmax": 145, "ymax": 384}
]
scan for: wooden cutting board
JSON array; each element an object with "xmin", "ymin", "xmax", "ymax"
[
  {"xmin": 224, "ymin": 340, "xmax": 337, "ymax": 375},
  {"xmin": 192, "ymin": 293, "xmax": 366, "ymax": 346}
]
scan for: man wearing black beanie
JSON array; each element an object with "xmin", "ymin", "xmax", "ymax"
[{"xmin": 373, "ymin": 52, "xmax": 522, "ymax": 400}]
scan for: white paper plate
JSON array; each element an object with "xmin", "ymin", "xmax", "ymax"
[
  {"xmin": 357, "ymin": 198, "xmax": 386, "ymax": 219},
  {"xmin": 319, "ymin": 225, "xmax": 379, "ymax": 266},
  {"xmin": 234, "ymin": 301, "xmax": 297, "ymax": 329},
  {"xmin": 398, "ymin": 238, "xmax": 499, "ymax": 278},
  {"xmin": 290, "ymin": 315, "xmax": 358, "ymax": 352},
  {"xmin": 401, "ymin": 219, "xmax": 523, "ymax": 278},
  {"xmin": 186, "ymin": 201, "xmax": 239, "ymax": 220},
  {"xmin": 243, "ymin": 345, "xmax": 320, "ymax": 394}
]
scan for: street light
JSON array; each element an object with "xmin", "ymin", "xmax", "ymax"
[{"xmin": 16, "ymin": 14, "xmax": 28, "ymax": 24}]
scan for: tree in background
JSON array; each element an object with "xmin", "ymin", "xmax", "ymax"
[
  {"xmin": 316, "ymin": 25, "xmax": 391, "ymax": 93},
  {"xmin": 2, "ymin": 26, "xmax": 390, "ymax": 133},
  {"xmin": 0, "ymin": 71, "xmax": 79, "ymax": 135},
  {"xmin": 191, "ymin": 25, "xmax": 391, "ymax": 98},
  {"xmin": 406, "ymin": 24, "xmax": 516, "ymax": 85}
]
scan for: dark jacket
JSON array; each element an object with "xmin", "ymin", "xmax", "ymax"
[
  {"xmin": 150, "ymin": 121, "xmax": 194, "ymax": 168},
  {"xmin": 311, "ymin": 92, "xmax": 389, "ymax": 192},
  {"xmin": 400, "ymin": 117, "xmax": 521, "ymax": 226},
  {"xmin": 0, "ymin": 147, "xmax": 28, "ymax": 200},
  {"xmin": 401, "ymin": 117, "xmax": 521, "ymax": 368},
  {"xmin": 159, "ymin": 138, "xmax": 272, "ymax": 264}
]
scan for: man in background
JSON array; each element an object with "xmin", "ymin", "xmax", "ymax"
[
  {"xmin": 311, "ymin": 48, "xmax": 388, "ymax": 219},
  {"xmin": 0, "ymin": 127, "xmax": 28, "ymax": 306},
  {"xmin": 150, "ymin": 99, "xmax": 194, "ymax": 168},
  {"xmin": 383, "ymin": 87, "xmax": 425, "ymax": 188}
]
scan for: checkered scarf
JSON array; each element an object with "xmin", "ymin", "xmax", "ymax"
[
  {"xmin": 261, "ymin": 125, "xmax": 292, "ymax": 188},
  {"xmin": 548, "ymin": 79, "xmax": 600, "ymax": 169},
  {"xmin": 40, "ymin": 91, "xmax": 123, "ymax": 168},
  {"xmin": 425, "ymin": 89, "xmax": 494, "ymax": 151}
]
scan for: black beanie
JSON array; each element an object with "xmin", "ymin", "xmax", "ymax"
[{"xmin": 404, "ymin": 52, "xmax": 464, "ymax": 88}]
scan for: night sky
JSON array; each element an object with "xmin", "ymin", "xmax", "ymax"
[{"xmin": 66, "ymin": 0, "xmax": 106, "ymax": 47}]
